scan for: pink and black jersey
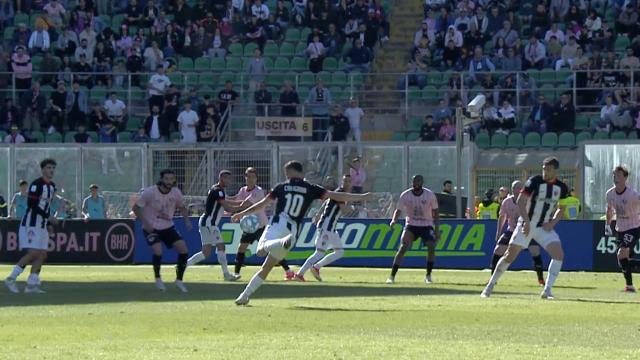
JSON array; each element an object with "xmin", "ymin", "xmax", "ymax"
[
  {"xmin": 499, "ymin": 195, "xmax": 520, "ymax": 232},
  {"xmin": 398, "ymin": 187, "xmax": 438, "ymax": 227},
  {"xmin": 237, "ymin": 185, "xmax": 268, "ymax": 227},
  {"xmin": 606, "ymin": 186, "xmax": 640, "ymax": 232},
  {"xmin": 136, "ymin": 185, "xmax": 184, "ymax": 231}
]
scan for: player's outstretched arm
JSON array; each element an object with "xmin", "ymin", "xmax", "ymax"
[
  {"xmin": 516, "ymin": 192, "xmax": 531, "ymax": 234},
  {"xmin": 389, "ymin": 208, "xmax": 401, "ymax": 226},
  {"xmin": 132, "ymin": 205, "xmax": 153, "ymax": 232},
  {"xmin": 179, "ymin": 205, "xmax": 193, "ymax": 231},
  {"xmin": 231, "ymin": 196, "xmax": 273, "ymax": 222},
  {"xmin": 326, "ymin": 191, "xmax": 372, "ymax": 203},
  {"xmin": 432, "ymin": 209, "xmax": 440, "ymax": 241},
  {"xmin": 314, "ymin": 200, "xmax": 329, "ymax": 225},
  {"xmin": 496, "ymin": 213, "xmax": 506, "ymax": 240},
  {"xmin": 221, "ymin": 199, "xmax": 241, "ymax": 213}
]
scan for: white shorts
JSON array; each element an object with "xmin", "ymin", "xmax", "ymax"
[
  {"xmin": 314, "ymin": 229, "xmax": 342, "ymax": 251},
  {"xmin": 509, "ymin": 221, "xmax": 561, "ymax": 249},
  {"xmin": 258, "ymin": 215, "xmax": 297, "ymax": 260},
  {"xmin": 19, "ymin": 226, "xmax": 50, "ymax": 251},
  {"xmin": 199, "ymin": 226, "xmax": 224, "ymax": 246}
]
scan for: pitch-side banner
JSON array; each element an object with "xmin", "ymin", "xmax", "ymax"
[
  {"xmin": 133, "ymin": 218, "xmax": 594, "ymax": 271},
  {"xmin": 592, "ymin": 220, "xmax": 640, "ymax": 272},
  {"xmin": 0, "ymin": 219, "xmax": 135, "ymax": 264},
  {"xmin": 255, "ymin": 116, "xmax": 312, "ymax": 137}
]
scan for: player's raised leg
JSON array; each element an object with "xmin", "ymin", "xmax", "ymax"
[{"xmin": 528, "ymin": 242, "xmax": 545, "ymax": 285}]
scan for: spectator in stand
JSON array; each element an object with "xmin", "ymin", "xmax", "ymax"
[
  {"xmin": 73, "ymin": 124, "xmax": 92, "ymax": 143},
  {"xmin": 610, "ymin": 100, "xmax": 635, "ymax": 132},
  {"xmin": 584, "ymin": 9, "xmax": 602, "ymax": 39},
  {"xmin": 444, "ymin": 25, "xmax": 463, "ymax": 48},
  {"xmin": 454, "ymin": 8, "xmax": 472, "ymax": 34},
  {"xmin": 20, "ymin": 82, "xmax": 46, "ymax": 133},
  {"xmin": 104, "ymin": 92, "xmax": 127, "ymax": 131},
  {"xmin": 245, "ymin": 15, "xmax": 266, "ymax": 51},
  {"xmin": 148, "ymin": 65, "xmax": 171, "ymax": 112},
  {"xmin": 524, "ymin": 35, "xmax": 546, "ymax": 70},
  {"xmin": 142, "ymin": 0, "xmax": 160, "ymax": 27},
  {"xmin": 343, "ymin": 39, "xmax": 372, "ymax": 73},
  {"xmin": 66, "ymin": 81, "xmax": 88, "ymax": 131},
  {"xmin": 414, "ymin": 21, "xmax": 436, "ymax": 48},
  {"xmin": 125, "ymin": 0, "xmax": 144, "ymax": 26},
  {"xmin": 143, "ymin": 41, "xmax": 164, "ymax": 72},
  {"xmin": 530, "ymin": 4, "xmax": 550, "ymax": 39},
  {"xmin": 546, "ymin": 35, "xmax": 562, "ymax": 68},
  {"xmin": 556, "ymin": 36, "xmax": 579, "ymax": 70},
  {"xmin": 324, "ymin": 23, "xmax": 343, "ymax": 57},
  {"xmin": 4, "ymin": 125, "xmax": 25, "ymax": 144},
  {"xmin": 468, "ymin": 46, "xmax": 495, "ymax": 84},
  {"xmin": 28, "ymin": 23, "xmax": 51, "ymax": 54},
  {"xmin": 73, "ymin": 54, "xmax": 93, "ymax": 88},
  {"xmin": 198, "ymin": 105, "xmax": 219, "ymax": 142},
  {"xmin": 98, "ymin": 119, "xmax": 118, "ymax": 143},
  {"xmin": 252, "ymin": 0, "xmax": 270, "ymax": 22},
  {"xmin": 545, "ymin": 23, "xmax": 566, "ymax": 45},
  {"xmin": 11, "ymin": 46, "xmax": 32, "ymax": 91},
  {"xmin": 397, "ymin": 58, "xmax": 428, "ymax": 90},
  {"xmin": 1, "ymin": 98, "xmax": 20, "ymax": 133},
  {"xmin": 247, "ymin": 49, "xmax": 268, "ymax": 94},
  {"xmin": 433, "ymin": 99, "xmax": 452, "ymax": 124},
  {"xmin": 74, "ymin": 38, "xmax": 94, "ymax": 64},
  {"xmin": 306, "ymin": 79, "xmax": 332, "ymax": 141},
  {"xmin": 12, "ymin": 23, "xmax": 30, "ymax": 50},
  {"xmin": 254, "ymin": 82, "xmax": 272, "ymax": 116},
  {"xmin": 481, "ymin": 99, "xmax": 499, "ymax": 133},
  {"xmin": 209, "ymin": 27, "xmax": 227, "ymax": 58},
  {"xmin": 0, "ymin": 0, "xmax": 14, "ymax": 32},
  {"xmin": 441, "ymin": 39, "xmax": 460, "ymax": 70},
  {"xmin": 344, "ymin": 98, "xmax": 364, "ymax": 156},
  {"xmin": 177, "ymin": 100, "xmax": 199, "ymax": 144},
  {"xmin": 55, "ymin": 28, "xmax": 79, "ymax": 59},
  {"xmin": 329, "ymin": 105, "xmax": 350, "ymax": 141},
  {"xmin": 349, "ymin": 157, "xmax": 366, "ymax": 193},
  {"xmin": 280, "ymin": 81, "xmax": 299, "ymax": 117},
  {"xmin": 264, "ymin": 14, "xmax": 283, "ymax": 41},
  {"xmin": 496, "ymin": 47, "xmax": 522, "ymax": 72},
  {"xmin": 492, "ymin": 20, "xmax": 518, "ymax": 48},
  {"xmin": 549, "ymin": 0, "xmax": 570, "ymax": 23},
  {"xmin": 495, "ymin": 100, "xmax": 516, "ymax": 135},
  {"xmin": 133, "ymin": 126, "xmax": 150, "ymax": 143},
  {"xmin": 420, "ymin": 115, "xmax": 439, "ymax": 141},
  {"xmin": 593, "ymin": 94, "xmax": 617, "ymax": 132},
  {"xmin": 144, "ymin": 104, "xmax": 169, "ymax": 142},
  {"xmin": 306, "ymin": 34, "xmax": 326, "ymax": 73},
  {"xmin": 619, "ymin": 47, "xmax": 640, "ymax": 69},
  {"xmin": 164, "ymin": 84, "xmax": 181, "ymax": 132},
  {"xmin": 47, "ymin": 81, "xmax": 67, "ymax": 134},
  {"xmin": 525, "ymin": 95, "xmax": 552, "ymax": 134},
  {"xmin": 438, "ymin": 117, "xmax": 455, "ymax": 141},
  {"xmin": 275, "ymin": 0, "xmax": 290, "ymax": 29},
  {"xmin": 89, "ymin": 103, "xmax": 109, "ymax": 131},
  {"xmin": 485, "ymin": 6, "xmax": 504, "ymax": 39},
  {"xmin": 548, "ymin": 93, "xmax": 576, "ymax": 133},
  {"xmin": 616, "ymin": 4, "xmax": 638, "ymax": 37},
  {"xmin": 217, "ymin": 81, "xmax": 239, "ymax": 134}
]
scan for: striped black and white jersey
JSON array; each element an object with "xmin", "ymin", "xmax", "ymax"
[
  {"xmin": 21, "ymin": 177, "xmax": 56, "ymax": 229},
  {"xmin": 521, "ymin": 175, "xmax": 569, "ymax": 228},
  {"xmin": 317, "ymin": 188, "xmax": 345, "ymax": 232},
  {"xmin": 269, "ymin": 178, "xmax": 327, "ymax": 226},
  {"xmin": 199, "ymin": 185, "xmax": 225, "ymax": 227}
]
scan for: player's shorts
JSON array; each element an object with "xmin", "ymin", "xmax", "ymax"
[
  {"xmin": 404, "ymin": 225, "xmax": 436, "ymax": 246},
  {"xmin": 19, "ymin": 226, "xmax": 50, "ymax": 251},
  {"xmin": 616, "ymin": 227, "xmax": 640, "ymax": 249},
  {"xmin": 257, "ymin": 215, "xmax": 297, "ymax": 260},
  {"xmin": 314, "ymin": 228, "xmax": 342, "ymax": 251},
  {"xmin": 509, "ymin": 221, "xmax": 560, "ymax": 249},
  {"xmin": 143, "ymin": 226, "xmax": 182, "ymax": 249},
  {"xmin": 240, "ymin": 226, "xmax": 266, "ymax": 244},
  {"xmin": 199, "ymin": 226, "xmax": 223, "ymax": 246}
]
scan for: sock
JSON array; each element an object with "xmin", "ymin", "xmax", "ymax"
[
  {"xmin": 488, "ymin": 258, "xmax": 511, "ymax": 286},
  {"xmin": 241, "ymin": 272, "xmax": 264, "ymax": 298},
  {"xmin": 426, "ymin": 260, "xmax": 435, "ymax": 276},
  {"xmin": 619, "ymin": 258, "xmax": 633, "ymax": 286},
  {"xmin": 152, "ymin": 255, "xmax": 162, "ymax": 279},
  {"xmin": 176, "ymin": 253, "xmax": 188, "ymax": 281},
  {"xmin": 27, "ymin": 273, "xmax": 39, "ymax": 286},
  {"xmin": 544, "ymin": 259, "xmax": 563, "ymax": 291},
  {"xmin": 234, "ymin": 252, "xmax": 246, "ymax": 275},
  {"xmin": 8, "ymin": 265, "xmax": 25, "ymax": 280},
  {"xmin": 299, "ymin": 250, "xmax": 326, "ymax": 275},
  {"xmin": 391, "ymin": 264, "xmax": 400, "ymax": 277},
  {"xmin": 490, "ymin": 254, "xmax": 501, "ymax": 274},
  {"xmin": 217, "ymin": 251, "xmax": 230, "ymax": 276},
  {"xmin": 280, "ymin": 259, "xmax": 291, "ymax": 272},
  {"xmin": 187, "ymin": 251, "xmax": 206, "ymax": 266},
  {"xmin": 532, "ymin": 255, "xmax": 544, "ymax": 281},
  {"xmin": 316, "ymin": 249, "xmax": 344, "ymax": 268}
]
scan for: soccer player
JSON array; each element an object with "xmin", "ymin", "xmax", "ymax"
[
  {"xmin": 232, "ymin": 167, "xmax": 296, "ymax": 280},
  {"xmin": 4, "ymin": 159, "xmax": 59, "ymax": 294},
  {"xmin": 81, "ymin": 184, "xmax": 107, "ymax": 220},
  {"xmin": 186, "ymin": 170, "xmax": 243, "ymax": 281},
  {"xmin": 132, "ymin": 169, "xmax": 193, "ymax": 292},
  {"xmin": 482, "ymin": 157, "xmax": 568, "ymax": 299},
  {"xmin": 231, "ymin": 160, "xmax": 371, "ymax": 305},
  {"xmin": 492, "ymin": 180, "xmax": 546, "ymax": 285},
  {"xmin": 605, "ymin": 165, "xmax": 640, "ymax": 292},
  {"xmin": 295, "ymin": 174, "xmax": 352, "ymax": 281},
  {"xmin": 9, "ymin": 180, "xmax": 29, "ymax": 219},
  {"xmin": 387, "ymin": 175, "xmax": 440, "ymax": 284}
]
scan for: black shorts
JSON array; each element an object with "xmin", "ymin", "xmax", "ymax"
[
  {"xmin": 497, "ymin": 231, "xmax": 512, "ymax": 246},
  {"xmin": 240, "ymin": 226, "xmax": 266, "ymax": 244},
  {"xmin": 405, "ymin": 225, "xmax": 436, "ymax": 246},
  {"xmin": 143, "ymin": 227, "xmax": 183, "ymax": 249},
  {"xmin": 616, "ymin": 227, "xmax": 640, "ymax": 249}
]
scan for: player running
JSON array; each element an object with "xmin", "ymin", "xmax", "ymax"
[
  {"xmin": 231, "ymin": 161, "xmax": 371, "ymax": 305},
  {"xmin": 132, "ymin": 169, "xmax": 192, "ymax": 293},
  {"xmin": 4, "ymin": 159, "xmax": 59, "ymax": 294},
  {"xmin": 295, "ymin": 174, "xmax": 352, "ymax": 282},
  {"xmin": 232, "ymin": 167, "xmax": 296, "ymax": 280},
  {"xmin": 482, "ymin": 157, "xmax": 568, "ymax": 299},
  {"xmin": 187, "ymin": 170, "xmax": 243, "ymax": 281},
  {"xmin": 9, "ymin": 180, "xmax": 28, "ymax": 220},
  {"xmin": 492, "ymin": 180, "xmax": 546, "ymax": 285},
  {"xmin": 605, "ymin": 165, "xmax": 640, "ymax": 292},
  {"xmin": 387, "ymin": 175, "xmax": 440, "ymax": 284}
]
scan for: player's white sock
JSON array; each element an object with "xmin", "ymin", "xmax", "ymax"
[
  {"xmin": 488, "ymin": 258, "xmax": 511, "ymax": 286},
  {"xmin": 298, "ymin": 250, "xmax": 325, "ymax": 276},
  {"xmin": 241, "ymin": 272, "xmax": 264, "ymax": 298},
  {"xmin": 26, "ymin": 273, "xmax": 39, "ymax": 286},
  {"xmin": 187, "ymin": 252, "xmax": 206, "ymax": 266},
  {"xmin": 544, "ymin": 260, "xmax": 562, "ymax": 291},
  {"xmin": 216, "ymin": 251, "xmax": 230, "ymax": 276},
  {"xmin": 8, "ymin": 265, "xmax": 25, "ymax": 280},
  {"xmin": 315, "ymin": 249, "xmax": 344, "ymax": 268}
]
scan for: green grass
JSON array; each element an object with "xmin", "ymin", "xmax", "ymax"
[{"xmin": 1, "ymin": 265, "xmax": 639, "ymax": 359}]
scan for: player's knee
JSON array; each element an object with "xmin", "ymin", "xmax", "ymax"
[{"xmin": 398, "ymin": 243, "xmax": 410, "ymax": 254}]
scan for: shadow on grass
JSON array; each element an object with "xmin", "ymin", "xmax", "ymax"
[{"xmin": 557, "ymin": 298, "xmax": 640, "ymax": 305}]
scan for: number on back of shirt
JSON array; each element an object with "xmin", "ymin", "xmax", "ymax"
[{"xmin": 284, "ymin": 193, "xmax": 304, "ymax": 217}]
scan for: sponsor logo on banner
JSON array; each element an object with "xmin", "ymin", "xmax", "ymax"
[
  {"xmin": 105, "ymin": 223, "xmax": 136, "ymax": 262},
  {"xmin": 255, "ymin": 116, "xmax": 313, "ymax": 137},
  {"xmin": 592, "ymin": 220, "xmax": 640, "ymax": 272}
]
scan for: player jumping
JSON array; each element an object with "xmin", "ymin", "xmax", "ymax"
[
  {"xmin": 295, "ymin": 174, "xmax": 352, "ymax": 281},
  {"xmin": 4, "ymin": 159, "xmax": 59, "ymax": 294},
  {"xmin": 231, "ymin": 161, "xmax": 371, "ymax": 305},
  {"xmin": 187, "ymin": 170, "xmax": 243, "ymax": 281},
  {"xmin": 492, "ymin": 180, "xmax": 546, "ymax": 285},
  {"xmin": 605, "ymin": 165, "xmax": 640, "ymax": 292},
  {"xmin": 232, "ymin": 167, "xmax": 295, "ymax": 280},
  {"xmin": 482, "ymin": 157, "xmax": 568, "ymax": 299},
  {"xmin": 132, "ymin": 169, "xmax": 192, "ymax": 292},
  {"xmin": 387, "ymin": 174, "xmax": 440, "ymax": 284}
]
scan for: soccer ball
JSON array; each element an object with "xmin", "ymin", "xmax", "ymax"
[{"xmin": 239, "ymin": 214, "xmax": 260, "ymax": 234}]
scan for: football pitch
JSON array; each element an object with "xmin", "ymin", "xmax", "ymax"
[{"xmin": 1, "ymin": 265, "xmax": 639, "ymax": 359}]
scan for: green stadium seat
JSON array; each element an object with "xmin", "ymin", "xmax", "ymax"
[
  {"xmin": 178, "ymin": 58, "xmax": 194, "ymax": 71},
  {"xmin": 475, "ymin": 133, "xmax": 490, "ymax": 149},
  {"xmin": 408, "ymin": 86, "xmax": 421, "ymax": 100},
  {"xmin": 490, "ymin": 133, "xmax": 507, "ymax": 148},
  {"xmin": 170, "ymin": 131, "xmax": 181, "ymax": 142},
  {"xmin": 225, "ymin": 57, "xmax": 242, "ymax": 71},
  {"xmin": 285, "ymin": 28, "xmax": 300, "ymax": 42},
  {"xmin": 31, "ymin": 131, "xmax": 45, "ymax": 143},
  {"xmin": 539, "ymin": 71, "xmax": 556, "ymax": 84},
  {"xmin": 194, "ymin": 57, "xmax": 210, "ymax": 71},
  {"xmin": 219, "ymin": 71, "xmax": 237, "ymax": 83},
  {"xmin": 331, "ymin": 72, "xmax": 348, "ymax": 86},
  {"xmin": 323, "ymin": 57, "xmax": 338, "ymax": 70},
  {"xmin": 279, "ymin": 42, "xmax": 295, "ymax": 56},
  {"xmin": 46, "ymin": 132, "xmax": 63, "ymax": 143},
  {"xmin": 541, "ymin": 132, "xmax": 558, "ymax": 147},
  {"xmin": 507, "ymin": 132, "xmax": 524, "ymax": 148},
  {"xmin": 299, "ymin": 72, "xmax": 316, "ymax": 87},
  {"xmin": 407, "ymin": 132, "xmax": 420, "ymax": 141},
  {"xmin": 593, "ymin": 131, "xmax": 609, "ymax": 140},
  {"xmin": 390, "ymin": 132, "xmax": 406, "ymax": 141},
  {"xmin": 169, "ymin": 73, "xmax": 184, "ymax": 86},
  {"xmin": 291, "ymin": 57, "xmax": 307, "ymax": 72},
  {"xmin": 611, "ymin": 131, "xmax": 626, "ymax": 140},
  {"xmin": 300, "ymin": 28, "xmax": 312, "ymax": 41},
  {"xmin": 575, "ymin": 131, "xmax": 592, "ymax": 143},
  {"xmin": 524, "ymin": 132, "xmax": 541, "ymax": 147},
  {"xmin": 244, "ymin": 43, "xmax": 258, "ymax": 56},
  {"xmin": 64, "ymin": 132, "xmax": 76, "ymax": 143},
  {"xmin": 263, "ymin": 43, "xmax": 279, "ymax": 57},
  {"xmin": 274, "ymin": 57, "xmax": 290, "ymax": 70},
  {"xmin": 615, "ymin": 36, "xmax": 630, "ymax": 51},
  {"xmin": 317, "ymin": 71, "xmax": 331, "ymax": 85},
  {"xmin": 408, "ymin": 117, "xmax": 423, "ymax": 131},
  {"xmin": 575, "ymin": 114, "xmax": 590, "ymax": 129},
  {"xmin": 294, "ymin": 42, "xmax": 308, "ymax": 55},
  {"xmin": 14, "ymin": 13, "xmax": 29, "ymax": 26},
  {"xmin": 266, "ymin": 73, "xmax": 284, "ymax": 86},
  {"xmin": 558, "ymin": 132, "xmax": 575, "ymax": 147},
  {"xmin": 211, "ymin": 57, "xmax": 225, "ymax": 71},
  {"xmin": 426, "ymin": 73, "xmax": 442, "ymax": 86},
  {"xmin": 628, "ymin": 131, "xmax": 638, "ymax": 139},
  {"xmin": 227, "ymin": 43, "xmax": 243, "ymax": 57},
  {"xmin": 422, "ymin": 85, "xmax": 439, "ymax": 101},
  {"xmin": 118, "ymin": 132, "xmax": 133, "ymax": 143},
  {"xmin": 3, "ymin": 26, "xmax": 14, "ymax": 42}
]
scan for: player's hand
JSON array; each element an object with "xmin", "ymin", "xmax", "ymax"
[
  {"xmin": 389, "ymin": 219, "xmax": 396, "ymax": 227},
  {"xmin": 142, "ymin": 223, "xmax": 154, "ymax": 234},
  {"xmin": 47, "ymin": 224, "xmax": 55, "ymax": 236},
  {"xmin": 48, "ymin": 217, "xmax": 59, "ymax": 225},
  {"xmin": 542, "ymin": 222, "xmax": 554, "ymax": 232},
  {"xmin": 185, "ymin": 221, "xmax": 193, "ymax": 232},
  {"xmin": 84, "ymin": 217, "xmax": 90, "ymax": 223},
  {"xmin": 605, "ymin": 224, "xmax": 613, "ymax": 236},
  {"xmin": 522, "ymin": 222, "xmax": 530, "ymax": 236},
  {"xmin": 231, "ymin": 213, "xmax": 242, "ymax": 223}
]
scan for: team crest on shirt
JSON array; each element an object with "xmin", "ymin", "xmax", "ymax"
[
  {"xmin": 421, "ymin": 200, "xmax": 426, "ymax": 204},
  {"xmin": 553, "ymin": 188, "xmax": 560, "ymax": 198},
  {"xmin": 219, "ymin": 191, "xmax": 224, "ymax": 197}
]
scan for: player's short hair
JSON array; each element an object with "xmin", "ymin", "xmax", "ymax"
[
  {"xmin": 159, "ymin": 169, "xmax": 175, "ymax": 178},
  {"xmin": 284, "ymin": 160, "xmax": 303, "ymax": 173},
  {"xmin": 40, "ymin": 158, "xmax": 57, "ymax": 169},
  {"xmin": 613, "ymin": 165, "xmax": 629, "ymax": 177},
  {"xmin": 443, "ymin": 180, "xmax": 452, "ymax": 187},
  {"xmin": 413, "ymin": 174, "xmax": 424, "ymax": 181},
  {"xmin": 219, "ymin": 170, "xmax": 232, "ymax": 177},
  {"xmin": 19, "ymin": 179, "xmax": 28, "ymax": 186},
  {"xmin": 245, "ymin": 167, "xmax": 257, "ymax": 175},
  {"xmin": 543, "ymin": 157, "xmax": 560, "ymax": 169}
]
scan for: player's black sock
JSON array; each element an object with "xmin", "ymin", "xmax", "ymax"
[
  {"xmin": 152, "ymin": 255, "xmax": 162, "ymax": 279},
  {"xmin": 532, "ymin": 255, "xmax": 544, "ymax": 281},
  {"xmin": 279, "ymin": 259, "xmax": 291, "ymax": 271},
  {"xmin": 391, "ymin": 264, "xmax": 400, "ymax": 277},
  {"xmin": 619, "ymin": 258, "xmax": 633, "ymax": 286},
  {"xmin": 176, "ymin": 253, "xmax": 188, "ymax": 281},
  {"xmin": 427, "ymin": 261, "xmax": 434, "ymax": 276},
  {"xmin": 491, "ymin": 254, "xmax": 501, "ymax": 274},
  {"xmin": 234, "ymin": 252, "xmax": 246, "ymax": 275}
]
